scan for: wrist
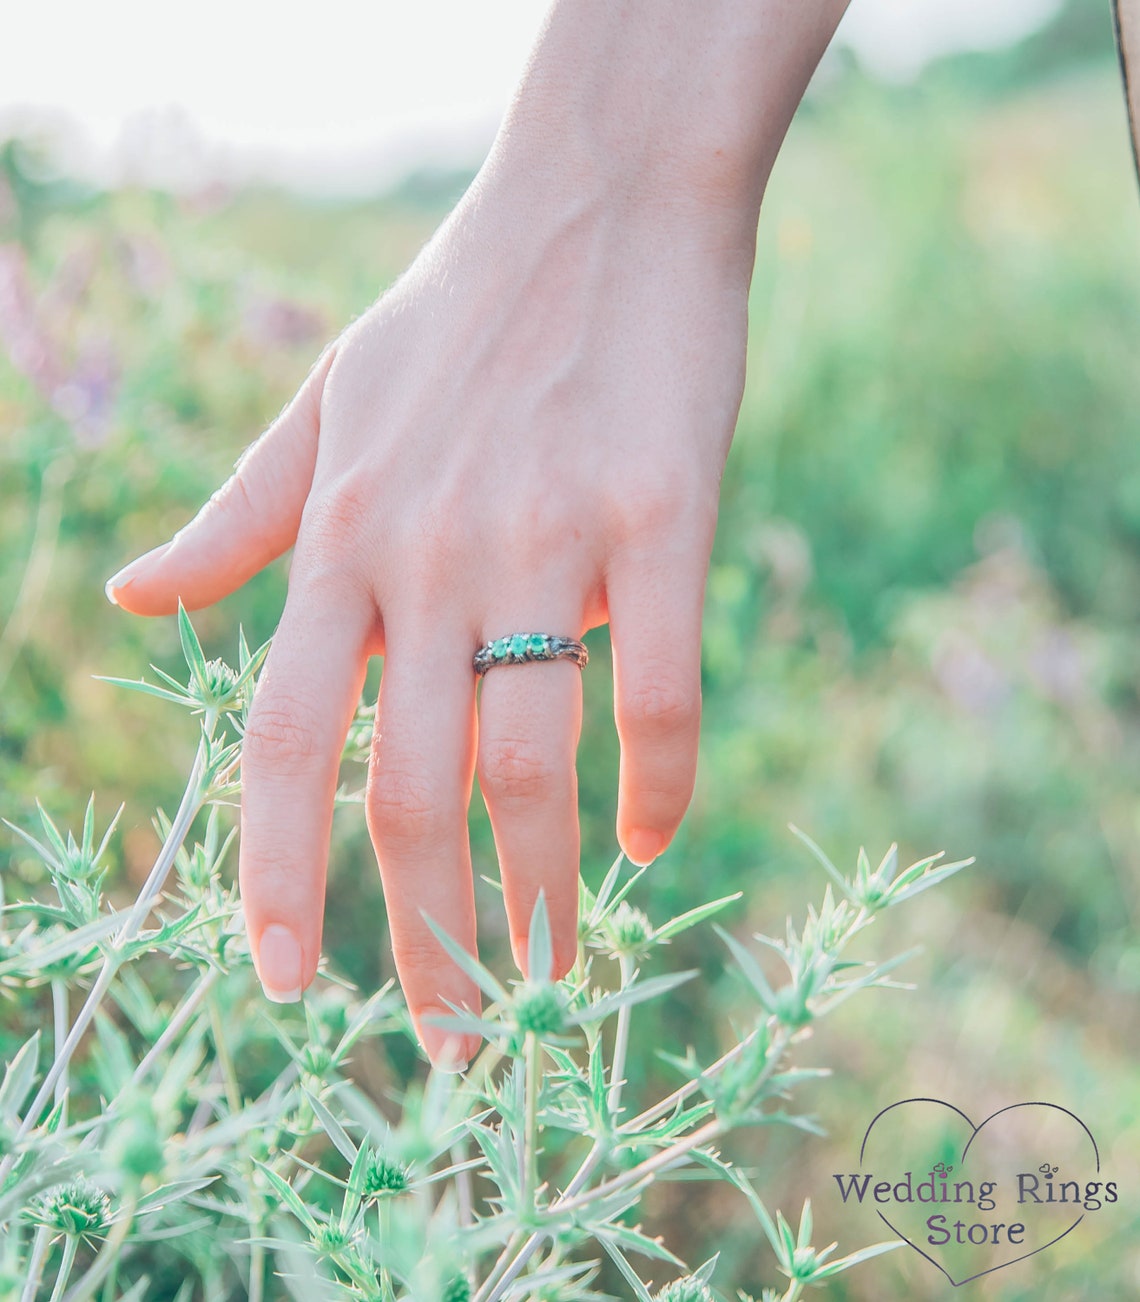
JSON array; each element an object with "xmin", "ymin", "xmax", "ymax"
[{"xmin": 480, "ymin": 0, "xmax": 847, "ymax": 231}]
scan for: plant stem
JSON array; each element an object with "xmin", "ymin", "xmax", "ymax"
[
  {"xmin": 472, "ymin": 1231, "xmax": 525, "ymax": 1302},
  {"xmin": 116, "ymin": 742, "xmax": 208, "ymax": 943},
  {"xmin": 481, "ymin": 1113, "xmax": 730, "ymax": 1301},
  {"xmin": 247, "ymin": 1243, "xmax": 265, "ymax": 1302},
  {"xmin": 523, "ymin": 1032, "xmax": 540, "ymax": 1212},
  {"xmin": 187, "ymin": 1059, "xmax": 227, "ymax": 1136},
  {"xmin": 480, "ymin": 1015, "xmax": 793, "ymax": 1302},
  {"xmin": 51, "ymin": 979, "xmax": 69, "ymax": 1125},
  {"xmin": 474, "ymin": 1045, "xmax": 550, "ymax": 1298},
  {"xmin": 205, "ymin": 985, "xmax": 267, "ymax": 1302},
  {"xmin": 475, "ymin": 1104, "xmax": 608, "ymax": 1302},
  {"xmin": 128, "ymin": 967, "xmax": 218, "ymax": 1087},
  {"xmin": 467, "ymin": 1039, "xmax": 504, "ymax": 1087},
  {"xmin": 19, "ymin": 1225, "xmax": 51, "ymax": 1302},
  {"xmin": 488, "ymin": 951, "xmax": 635, "ymax": 1302},
  {"xmin": 1, "ymin": 745, "xmax": 207, "ymax": 1184},
  {"xmin": 621, "ymin": 1025, "xmax": 762, "ymax": 1135},
  {"xmin": 572, "ymin": 931, "xmax": 587, "ymax": 990},
  {"xmin": 554, "ymin": 1117, "xmax": 727, "ymax": 1216},
  {"xmin": 62, "ymin": 1195, "xmax": 137, "ymax": 1302},
  {"xmin": 606, "ymin": 956, "xmax": 635, "ymax": 1120},
  {"xmin": 453, "ymin": 1139, "xmax": 474, "ymax": 1229},
  {"xmin": 207, "ymin": 989, "xmax": 242, "ymax": 1117},
  {"xmin": 478, "ymin": 1227, "xmax": 549, "ymax": 1302},
  {"xmin": 566, "ymin": 1021, "xmax": 796, "ymax": 1219},
  {"xmin": 379, "ymin": 1200, "xmax": 395, "ymax": 1302},
  {"xmin": 47, "ymin": 1235, "xmax": 79, "ymax": 1302},
  {"xmin": 98, "ymin": 1255, "xmax": 119, "ymax": 1302}
]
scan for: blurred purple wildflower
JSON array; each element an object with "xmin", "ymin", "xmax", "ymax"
[
  {"xmin": 0, "ymin": 241, "xmax": 121, "ymax": 447},
  {"xmin": 0, "ymin": 242, "xmax": 64, "ymax": 401},
  {"xmin": 241, "ymin": 291, "xmax": 325, "ymax": 350}
]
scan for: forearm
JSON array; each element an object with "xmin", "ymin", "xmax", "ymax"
[{"xmin": 483, "ymin": 0, "xmax": 850, "ymax": 225}]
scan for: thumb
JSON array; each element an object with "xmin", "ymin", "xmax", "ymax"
[{"xmin": 106, "ymin": 344, "xmax": 338, "ymax": 615}]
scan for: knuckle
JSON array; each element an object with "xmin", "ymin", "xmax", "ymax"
[
  {"xmin": 184, "ymin": 469, "xmax": 260, "ymax": 540},
  {"xmin": 292, "ymin": 483, "xmax": 382, "ymax": 598},
  {"xmin": 390, "ymin": 496, "xmax": 467, "ymax": 589},
  {"xmin": 479, "ymin": 736, "xmax": 562, "ymax": 805},
  {"xmin": 243, "ymin": 696, "xmax": 326, "ymax": 772},
  {"xmin": 302, "ymin": 478, "xmax": 377, "ymax": 561},
  {"xmin": 395, "ymin": 933, "xmax": 447, "ymax": 975},
  {"xmin": 229, "ymin": 469, "xmax": 260, "ymax": 523},
  {"xmin": 239, "ymin": 852, "xmax": 296, "ymax": 891},
  {"xmin": 621, "ymin": 672, "xmax": 700, "ymax": 739},
  {"xmin": 606, "ymin": 465, "xmax": 694, "ymax": 546},
  {"xmin": 399, "ymin": 934, "xmax": 477, "ymax": 996},
  {"xmin": 367, "ymin": 763, "xmax": 442, "ymax": 844},
  {"xmin": 205, "ymin": 469, "xmax": 255, "ymax": 522}
]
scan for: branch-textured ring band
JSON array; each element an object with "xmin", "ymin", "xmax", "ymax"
[{"xmin": 473, "ymin": 633, "xmax": 589, "ymax": 677}]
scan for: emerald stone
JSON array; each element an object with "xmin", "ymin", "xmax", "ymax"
[
  {"xmin": 527, "ymin": 634, "xmax": 547, "ymax": 654},
  {"xmin": 509, "ymin": 634, "xmax": 528, "ymax": 656},
  {"xmin": 492, "ymin": 638, "xmax": 510, "ymax": 659}
]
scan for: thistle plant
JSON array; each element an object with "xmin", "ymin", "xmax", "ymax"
[{"xmin": 0, "ymin": 609, "xmax": 973, "ymax": 1300}]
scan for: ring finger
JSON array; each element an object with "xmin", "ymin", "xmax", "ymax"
[{"xmin": 476, "ymin": 625, "xmax": 585, "ymax": 981}]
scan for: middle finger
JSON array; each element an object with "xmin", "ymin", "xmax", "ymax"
[{"xmin": 367, "ymin": 620, "xmax": 482, "ymax": 1069}]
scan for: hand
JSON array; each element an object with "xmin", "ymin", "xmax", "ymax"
[
  {"xmin": 107, "ymin": 170, "xmax": 751, "ymax": 1064},
  {"xmin": 105, "ymin": 0, "xmax": 845, "ymax": 1067}
]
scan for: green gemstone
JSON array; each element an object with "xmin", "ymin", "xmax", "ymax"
[
  {"xmin": 509, "ymin": 634, "xmax": 528, "ymax": 656},
  {"xmin": 527, "ymin": 634, "xmax": 547, "ymax": 654},
  {"xmin": 492, "ymin": 638, "xmax": 510, "ymax": 659}
]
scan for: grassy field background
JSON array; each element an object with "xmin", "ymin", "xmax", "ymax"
[{"xmin": 2, "ymin": 7, "xmax": 1139, "ymax": 1297}]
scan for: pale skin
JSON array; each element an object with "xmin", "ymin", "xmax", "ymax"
[{"xmin": 106, "ymin": 0, "xmax": 850, "ymax": 1068}]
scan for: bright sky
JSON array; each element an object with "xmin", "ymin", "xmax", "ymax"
[{"xmin": 1, "ymin": 0, "xmax": 1063, "ymax": 192}]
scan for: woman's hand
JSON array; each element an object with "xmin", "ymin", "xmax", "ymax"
[{"xmin": 105, "ymin": 0, "xmax": 847, "ymax": 1067}]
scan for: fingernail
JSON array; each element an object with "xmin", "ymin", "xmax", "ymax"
[
  {"xmin": 419, "ymin": 1007, "xmax": 470, "ymax": 1073},
  {"xmin": 257, "ymin": 924, "xmax": 304, "ymax": 1003},
  {"xmin": 513, "ymin": 938, "xmax": 529, "ymax": 979},
  {"xmin": 104, "ymin": 542, "xmax": 172, "ymax": 604},
  {"xmin": 624, "ymin": 828, "xmax": 666, "ymax": 868},
  {"xmin": 104, "ymin": 558, "xmax": 145, "ymax": 604}
]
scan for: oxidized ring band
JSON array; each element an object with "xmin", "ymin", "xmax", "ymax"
[{"xmin": 474, "ymin": 633, "xmax": 589, "ymax": 677}]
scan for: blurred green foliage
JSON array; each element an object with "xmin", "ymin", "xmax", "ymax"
[{"xmin": 2, "ymin": 27, "xmax": 1139, "ymax": 1300}]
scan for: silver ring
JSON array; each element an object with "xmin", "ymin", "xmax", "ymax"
[{"xmin": 474, "ymin": 633, "xmax": 588, "ymax": 677}]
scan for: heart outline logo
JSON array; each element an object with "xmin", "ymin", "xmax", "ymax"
[{"xmin": 857, "ymin": 1098, "xmax": 1100, "ymax": 1287}]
